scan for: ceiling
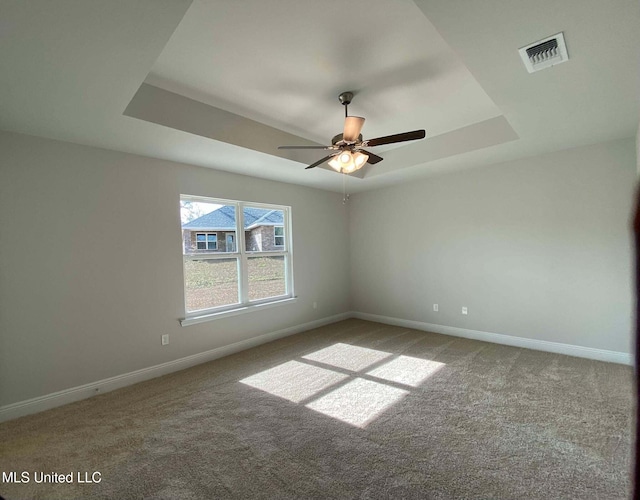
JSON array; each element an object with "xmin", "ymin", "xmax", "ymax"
[{"xmin": 1, "ymin": 0, "xmax": 638, "ymax": 193}]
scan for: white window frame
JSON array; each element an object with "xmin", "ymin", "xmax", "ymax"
[{"xmin": 180, "ymin": 195, "xmax": 295, "ymax": 325}]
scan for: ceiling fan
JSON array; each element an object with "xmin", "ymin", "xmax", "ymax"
[{"xmin": 278, "ymin": 92, "xmax": 426, "ymax": 173}]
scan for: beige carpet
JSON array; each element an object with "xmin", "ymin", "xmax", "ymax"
[{"xmin": 0, "ymin": 319, "xmax": 633, "ymax": 499}]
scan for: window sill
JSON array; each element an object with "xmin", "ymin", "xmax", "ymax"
[{"xmin": 180, "ymin": 297, "xmax": 298, "ymax": 327}]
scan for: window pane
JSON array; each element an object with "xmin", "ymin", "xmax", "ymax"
[
  {"xmin": 244, "ymin": 207, "xmax": 285, "ymax": 252},
  {"xmin": 275, "ymin": 226, "xmax": 283, "ymax": 236},
  {"xmin": 248, "ymin": 256, "xmax": 286, "ymax": 301},
  {"xmin": 184, "ymin": 258, "xmax": 239, "ymax": 312},
  {"xmin": 181, "ymin": 202, "xmax": 236, "ymax": 255}
]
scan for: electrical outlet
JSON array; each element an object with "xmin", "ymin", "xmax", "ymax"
[
  {"xmin": 433, "ymin": 304, "xmax": 438, "ymax": 312},
  {"xmin": 462, "ymin": 307, "xmax": 468, "ymax": 315},
  {"xmin": 161, "ymin": 334, "xmax": 169, "ymax": 346},
  {"xmin": 313, "ymin": 301, "xmax": 317, "ymax": 309}
]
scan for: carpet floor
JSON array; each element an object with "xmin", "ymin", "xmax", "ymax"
[{"xmin": 0, "ymin": 319, "xmax": 633, "ymax": 499}]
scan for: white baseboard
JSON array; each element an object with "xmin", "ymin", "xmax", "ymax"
[
  {"xmin": 352, "ymin": 311, "xmax": 633, "ymax": 365},
  {"xmin": 0, "ymin": 312, "xmax": 351, "ymax": 423}
]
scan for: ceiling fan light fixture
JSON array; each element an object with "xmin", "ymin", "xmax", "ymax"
[
  {"xmin": 329, "ymin": 151, "xmax": 352, "ymax": 171},
  {"xmin": 328, "ymin": 151, "xmax": 368, "ymax": 174}
]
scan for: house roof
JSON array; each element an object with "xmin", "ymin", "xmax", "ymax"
[{"xmin": 182, "ymin": 206, "xmax": 283, "ymax": 230}]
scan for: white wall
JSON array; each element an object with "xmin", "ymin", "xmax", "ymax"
[
  {"xmin": 0, "ymin": 131, "xmax": 350, "ymax": 407},
  {"xmin": 350, "ymin": 138, "xmax": 636, "ymax": 354},
  {"xmin": 2, "ymin": 132, "xmax": 635, "ymax": 412},
  {"xmin": 636, "ymin": 122, "xmax": 640, "ymax": 175}
]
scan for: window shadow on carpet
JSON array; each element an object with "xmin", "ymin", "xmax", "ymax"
[{"xmin": 240, "ymin": 342, "xmax": 445, "ymax": 427}]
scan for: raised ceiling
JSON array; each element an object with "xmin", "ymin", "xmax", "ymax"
[{"xmin": 0, "ymin": 0, "xmax": 638, "ymax": 193}]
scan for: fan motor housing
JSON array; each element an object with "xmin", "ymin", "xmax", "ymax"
[{"xmin": 332, "ymin": 133, "xmax": 362, "ymax": 145}]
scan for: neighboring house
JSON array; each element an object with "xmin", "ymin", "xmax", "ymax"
[{"xmin": 182, "ymin": 205, "xmax": 284, "ymax": 254}]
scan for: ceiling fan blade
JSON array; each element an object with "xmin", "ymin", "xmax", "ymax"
[
  {"xmin": 305, "ymin": 153, "xmax": 339, "ymax": 170},
  {"xmin": 278, "ymin": 145, "xmax": 332, "ymax": 150},
  {"xmin": 343, "ymin": 116, "xmax": 365, "ymax": 142},
  {"xmin": 364, "ymin": 129, "xmax": 426, "ymax": 147},
  {"xmin": 360, "ymin": 150, "xmax": 383, "ymax": 164}
]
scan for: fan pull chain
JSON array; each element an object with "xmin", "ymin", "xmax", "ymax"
[{"xmin": 342, "ymin": 172, "xmax": 350, "ymax": 204}]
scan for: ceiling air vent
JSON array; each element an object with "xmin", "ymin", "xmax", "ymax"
[{"xmin": 518, "ymin": 32, "xmax": 568, "ymax": 73}]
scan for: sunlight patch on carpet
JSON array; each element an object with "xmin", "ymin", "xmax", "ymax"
[
  {"xmin": 306, "ymin": 378, "xmax": 409, "ymax": 428},
  {"xmin": 302, "ymin": 343, "xmax": 393, "ymax": 371},
  {"xmin": 240, "ymin": 343, "xmax": 446, "ymax": 428},
  {"xmin": 240, "ymin": 360, "xmax": 348, "ymax": 403},
  {"xmin": 367, "ymin": 356, "xmax": 445, "ymax": 387}
]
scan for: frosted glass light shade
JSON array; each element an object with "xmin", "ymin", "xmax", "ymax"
[
  {"xmin": 327, "ymin": 151, "xmax": 369, "ymax": 173},
  {"xmin": 353, "ymin": 151, "xmax": 369, "ymax": 168}
]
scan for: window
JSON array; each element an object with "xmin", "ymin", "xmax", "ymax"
[
  {"xmin": 180, "ymin": 195, "xmax": 293, "ymax": 319},
  {"xmin": 274, "ymin": 226, "xmax": 284, "ymax": 246},
  {"xmin": 196, "ymin": 232, "xmax": 217, "ymax": 250}
]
